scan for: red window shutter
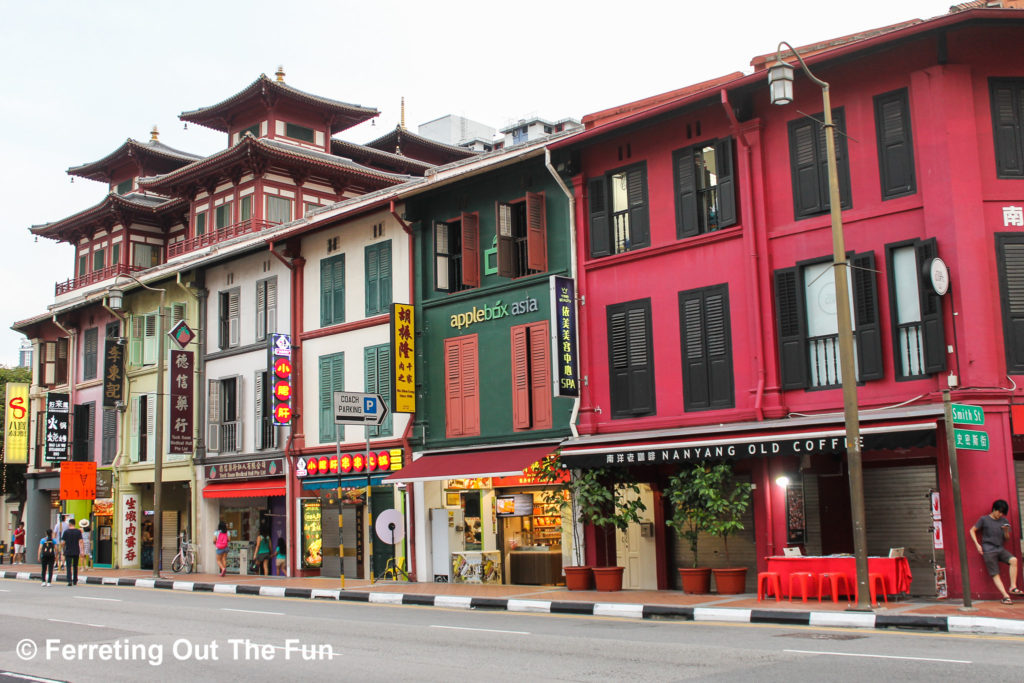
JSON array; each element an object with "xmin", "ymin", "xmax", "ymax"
[
  {"xmin": 496, "ymin": 202, "xmax": 515, "ymax": 278},
  {"xmin": 529, "ymin": 322, "xmax": 552, "ymax": 429},
  {"xmin": 444, "ymin": 338, "xmax": 463, "ymax": 437},
  {"xmin": 525, "ymin": 192, "xmax": 547, "ymax": 272},
  {"xmin": 460, "ymin": 336, "xmax": 480, "ymax": 436},
  {"xmin": 511, "ymin": 325, "xmax": 531, "ymax": 429},
  {"xmin": 461, "ymin": 212, "xmax": 480, "ymax": 288}
]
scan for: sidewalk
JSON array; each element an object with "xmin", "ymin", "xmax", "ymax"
[{"xmin": 3, "ymin": 562, "xmax": 1023, "ymax": 636}]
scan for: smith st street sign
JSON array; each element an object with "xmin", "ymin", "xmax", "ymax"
[{"xmin": 950, "ymin": 403, "xmax": 985, "ymax": 426}]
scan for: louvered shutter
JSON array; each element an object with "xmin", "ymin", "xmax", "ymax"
[
  {"xmin": 851, "ymin": 251, "xmax": 883, "ymax": 381},
  {"xmin": 228, "ymin": 290, "xmax": 240, "ymax": 347},
  {"xmin": 626, "ymin": 166, "xmax": 650, "ymax": 248},
  {"xmin": 321, "ymin": 258, "xmax": 333, "ymax": 325},
  {"xmin": 496, "ymin": 202, "xmax": 515, "ymax": 278},
  {"xmin": 129, "ymin": 395, "xmax": 140, "ymax": 463},
  {"xmin": 85, "ymin": 403, "xmax": 95, "ymax": 459},
  {"xmin": 715, "ymin": 137, "xmax": 737, "ymax": 228},
  {"xmin": 998, "ymin": 235, "xmax": 1024, "ymax": 371},
  {"xmin": 588, "ymin": 177, "xmax": 610, "ymax": 257},
  {"xmin": 266, "ymin": 278, "xmax": 277, "ymax": 335},
  {"xmin": 992, "ymin": 82, "xmax": 1024, "ymax": 177},
  {"xmin": 128, "ymin": 316, "xmax": 142, "ymax": 366},
  {"xmin": 607, "ymin": 301, "xmax": 655, "ymax": 418},
  {"xmin": 529, "ymin": 322, "xmax": 552, "ymax": 429},
  {"xmin": 171, "ymin": 303, "xmax": 186, "ymax": 325},
  {"xmin": 146, "ymin": 392, "xmax": 156, "ymax": 463},
  {"xmin": 232, "ymin": 374, "xmax": 244, "ymax": 452},
  {"xmin": 876, "ymin": 90, "xmax": 916, "ymax": 198},
  {"xmin": 256, "ymin": 280, "xmax": 267, "ymax": 340},
  {"xmin": 143, "ymin": 313, "xmax": 157, "ymax": 365},
  {"xmin": 254, "ymin": 371, "xmax": 264, "ymax": 450},
  {"xmin": 378, "ymin": 242, "xmax": 392, "ymax": 310},
  {"xmin": 366, "ymin": 245, "xmax": 379, "ymax": 314},
  {"xmin": 915, "ymin": 238, "xmax": 946, "ymax": 374},
  {"xmin": 444, "ymin": 338, "xmax": 463, "ymax": 437},
  {"xmin": 376, "ymin": 346, "xmax": 392, "ymax": 436},
  {"xmin": 319, "ymin": 354, "xmax": 343, "ymax": 443},
  {"xmin": 511, "ymin": 326, "xmax": 531, "ymax": 429},
  {"xmin": 208, "ymin": 379, "xmax": 221, "ymax": 452},
  {"xmin": 705, "ymin": 288, "xmax": 734, "ymax": 407},
  {"xmin": 822, "ymin": 109, "xmax": 851, "ymax": 210},
  {"xmin": 83, "ymin": 328, "xmax": 99, "ymax": 380},
  {"xmin": 461, "ymin": 212, "xmax": 480, "ymax": 288},
  {"xmin": 101, "ymin": 408, "xmax": 116, "ymax": 465},
  {"xmin": 460, "ymin": 336, "xmax": 480, "ymax": 435},
  {"xmin": 680, "ymin": 291, "xmax": 709, "ymax": 409},
  {"xmin": 790, "ymin": 119, "xmax": 823, "ymax": 218},
  {"xmin": 435, "ymin": 222, "xmax": 450, "ymax": 291},
  {"xmin": 608, "ymin": 308, "xmax": 630, "ymax": 416},
  {"xmin": 526, "ymin": 192, "xmax": 547, "ymax": 272},
  {"xmin": 218, "ymin": 293, "xmax": 228, "ymax": 350},
  {"xmin": 774, "ymin": 268, "xmax": 808, "ymax": 390},
  {"xmin": 676, "ymin": 146, "xmax": 699, "ymax": 238}
]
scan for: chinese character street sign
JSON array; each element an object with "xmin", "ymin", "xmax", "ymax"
[
  {"xmin": 44, "ymin": 392, "xmax": 70, "ymax": 462},
  {"xmin": 168, "ymin": 350, "xmax": 193, "ymax": 455},
  {"xmin": 391, "ymin": 303, "xmax": 416, "ymax": 413},
  {"xmin": 102, "ymin": 339, "xmax": 125, "ymax": 408},
  {"xmin": 953, "ymin": 428, "xmax": 990, "ymax": 451}
]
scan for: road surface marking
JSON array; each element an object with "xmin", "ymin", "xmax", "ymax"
[
  {"xmin": 220, "ymin": 608, "xmax": 284, "ymax": 616},
  {"xmin": 784, "ymin": 649, "xmax": 970, "ymax": 664},
  {"xmin": 430, "ymin": 625, "xmax": 529, "ymax": 635},
  {"xmin": 2, "ymin": 672, "xmax": 66, "ymax": 682},
  {"xmin": 73, "ymin": 596, "xmax": 121, "ymax": 602},
  {"xmin": 47, "ymin": 618, "xmax": 105, "ymax": 628}
]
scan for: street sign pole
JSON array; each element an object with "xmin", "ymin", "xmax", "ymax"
[
  {"xmin": 943, "ymin": 390, "xmax": 973, "ymax": 610},
  {"xmin": 366, "ymin": 424, "xmax": 373, "ymax": 585}
]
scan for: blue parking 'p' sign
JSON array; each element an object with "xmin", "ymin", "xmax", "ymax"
[{"xmin": 363, "ymin": 397, "xmax": 377, "ymax": 414}]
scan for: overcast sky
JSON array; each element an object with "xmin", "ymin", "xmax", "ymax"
[{"xmin": 0, "ymin": 0, "xmax": 950, "ymax": 366}]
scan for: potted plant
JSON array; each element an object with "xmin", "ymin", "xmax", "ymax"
[
  {"xmin": 572, "ymin": 467, "xmax": 646, "ymax": 591},
  {"xmin": 536, "ymin": 455, "xmax": 592, "ymax": 590},
  {"xmin": 665, "ymin": 461, "xmax": 752, "ymax": 594}
]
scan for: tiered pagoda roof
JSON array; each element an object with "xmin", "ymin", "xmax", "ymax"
[
  {"xmin": 365, "ymin": 125, "xmax": 477, "ymax": 166},
  {"xmin": 30, "ymin": 192, "xmax": 187, "ymax": 244},
  {"xmin": 67, "ymin": 136, "xmax": 202, "ymax": 183}
]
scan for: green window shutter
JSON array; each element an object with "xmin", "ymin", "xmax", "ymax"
[
  {"xmin": 129, "ymin": 315, "xmax": 143, "ymax": 366},
  {"xmin": 366, "ymin": 244, "xmax": 379, "ymax": 315},
  {"xmin": 111, "ymin": 243, "xmax": 120, "ymax": 266},
  {"xmin": 366, "ymin": 345, "xmax": 392, "ymax": 437},
  {"xmin": 129, "ymin": 395, "xmax": 140, "ymax": 463},
  {"xmin": 320, "ymin": 255, "xmax": 345, "ymax": 326},
  {"xmin": 195, "ymin": 212, "xmax": 207, "ymax": 236},
  {"xmin": 379, "ymin": 241, "xmax": 392, "ymax": 310},
  {"xmin": 79, "ymin": 254, "xmax": 88, "ymax": 277},
  {"xmin": 319, "ymin": 353, "xmax": 344, "ymax": 442}
]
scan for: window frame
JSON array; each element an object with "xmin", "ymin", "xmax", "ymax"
[
  {"xmin": 496, "ymin": 192, "xmax": 547, "ymax": 278},
  {"xmin": 510, "ymin": 320, "xmax": 553, "ymax": 430},
  {"xmin": 365, "ymin": 240, "xmax": 393, "ymax": 316},
  {"xmin": 990, "ymin": 78, "xmax": 1024, "ymax": 179},
  {"xmin": 267, "ymin": 195, "xmax": 292, "ymax": 225},
  {"xmin": 606, "ymin": 298, "xmax": 656, "ymax": 419},
  {"xmin": 996, "ymin": 233, "xmax": 1024, "ymax": 372},
  {"xmin": 83, "ymin": 327, "xmax": 99, "ymax": 381},
  {"xmin": 787, "ymin": 108, "xmax": 852, "ymax": 219},
  {"xmin": 320, "ymin": 253, "xmax": 345, "ymax": 327},
  {"xmin": 444, "ymin": 335, "xmax": 480, "ymax": 438},
  {"xmin": 218, "ymin": 289, "xmax": 240, "ymax": 350},
  {"xmin": 884, "ymin": 238, "xmax": 945, "ymax": 379},
  {"xmin": 673, "ymin": 137, "xmax": 737, "ymax": 238},
  {"xmin": 678, "ymin": 284, "xmax": 735, "ymax": 411},
  {"xmin": 318, "ymin": 352, "xmax": 344, "ymax": 443},
  {"xmin": 434, "ymin": 213, "xmax": 480, "ymax": 293},
  {"xmin": 285, "ymin": 122, "xmax": 315, "ymax": 144},
  {"xmin": 874, "ymin": 88, "xmax": 917, "ymax": 200},
  {"xmin": 587, "ymin": 162, "xmax": 650, "ymax": 258},
  {"xmin": 195, "ymin": 211, "xmax": 207, "ymax": 237},
  {"xmin": 255, "ymin": 276, "xmax": 277, "ymax": 341}
]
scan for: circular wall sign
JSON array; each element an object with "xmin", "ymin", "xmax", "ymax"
[{"xmin": 929, "ymin": 257, "xmax": 950, "ymax": 296}]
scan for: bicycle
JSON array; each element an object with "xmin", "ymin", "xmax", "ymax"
[{"xmin": 171, "ymin": 534, "xmax": 196, "ymax": 574}]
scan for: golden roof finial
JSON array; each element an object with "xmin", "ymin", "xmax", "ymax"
[
  {"xmin": 400, "ymin": 96, "xmax": 406, "ymax": 130},
  {"xmin": 150, "ymin": 125, "xmax": 159, "ymax": 141},
  {"xmin": 275, "ymin": 65, "xmax": 285, "ymax": 82}
]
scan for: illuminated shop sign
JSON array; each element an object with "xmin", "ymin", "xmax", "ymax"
[{"xmin": 295, "ymin": 450, "xmax": 404, "ymax": 478}]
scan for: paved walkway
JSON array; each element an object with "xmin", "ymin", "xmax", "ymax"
[{"xmin": 3, "ymin": 562, "xmax": 1023, "ymax": 635}]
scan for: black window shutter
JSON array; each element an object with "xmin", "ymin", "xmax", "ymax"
[
  {"xmin": 789, "ymin": 119, "xmax": 823, "ymax": 218},
  {"xmin": 626, "ymin": 166, "xmax": 650, "ymax": 248},
  {"xmin": 774, "ymin": 267, "xmax": 808, "ymax": 390},
  {"xmin": 715, "ymin": 137, "xmax": 737, "ymax": 228},
  {"xmin": 705, "ymin": 288, "xmax": 734, "ymax": 408},
  {"xmin": 997, "ymin": 235, "xmax": 1024, "ymax": 371},
  {"xmin": 675, "ymin": 147, "xmax": 699, "ymax": 238},
  {"xmin": 588, "ymin": 176, "xmax": 610, "ymax": 257},
  {"xmin": 875, "ymin": 90, "xmax": 916, "ymax": 199},
  {"xmin": 816, "ymin": 109, "xmax": 851, "ymax": 211},
  {"xmin": 991, "ymin": 81, "xmax": 1024, "ymax": 178},
  {"xmin": 607, "ymin": 300, "xmax": 655, "ymax": 418},
  {"xmin": 915, "ymin": 238, "xmax": 946, "ymax": 374},
  {"xmin": 608, "ymin": 307, "xmax": 631, "ymax": 416},
  {"xmin": 680, "ymin": 285, "xmax": 734, "ymax": 412},
  {"xmin": 851, "ymin": 251, "xmax": 884, "ymax": 381},
  {"xmin": 680, "ymin": 291, "xmax": 708, "ymax": 409}
]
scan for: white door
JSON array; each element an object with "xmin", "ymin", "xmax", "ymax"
[{"xmin": 617, "ymin": 484, "xmax": 657, "ymax": 589}]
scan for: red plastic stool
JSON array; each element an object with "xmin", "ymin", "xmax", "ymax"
[
  {"xmin": 817, "ymin": 572, "xmax": 852, "ymax": 603},
  {"xmin": 757, "ymin": 572, "xmax": 782, "ymax": 601},
  {"xmin": 788, "ymin": 572, "xmax": 815, "ymax": 603},
  {"xmin": 868, "ymin": 573, "xmax": 888, "ymax": 606}
]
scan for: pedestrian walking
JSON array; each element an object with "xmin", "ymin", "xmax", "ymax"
[
  {"xmin": 969, "ymin": 499, "xmax": 1022, "ymax": 604},
  {"xmin": 79, "ymin": 519, "xmax": 92, "ymax": 569},
  {"xmin": 60, "ymin": 516, "xmax": 83, "ymax": 586},
  {"xmin": 13, "ymin": 522, "xmax": 25, "ymax": 565},
  {"xmin": 37, "ymin": 529, "xmax": 56, "ymax": 586},
  {"xmin": 254, "ymin": 528, "xmax": 271, "ymax": 576},
  {"xmin": 214, "ymin": 521, "xmax": 229, "ymax": 577},
  {"xmin": 54, "ymin": 515, "xmax": 69, "ymax": 571},
  {"xmin": 275, "ymin": 537, "xmax": 287, "ymax": 576}
]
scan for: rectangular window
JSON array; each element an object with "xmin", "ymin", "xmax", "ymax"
[
  {"xmin": 991, "ymin": 79, "xmax": 1024, "ymax": 178},
  {"xmin": 305, "ymin": 202, "xmax": 319, "ymax": 216},
  {"xmin": 674, "ymin": 138, "xmax": 737, "ymax": 238},
  {"xmin": 207, "ymin": 377, "xmax": 241, "ymax": 453},
  {"xmin": 679, "ymin": 285, "xmax": 734, "ymax": 411},
  {"xmin": 267, "ymin": 196, "xmax": 292, "ymax": 224},
  {"xmin": 240, "ymin": 195, "xmax": 252, "ymax": 222},
  {"xmin": 510, "ymin": 321, "xmax": 552, "ymax": 430},
  {"xmin": 444, "ymin": 335, "xmax": 480, "ymax": 438},
  {"xmin": 55, "ymin": 337, "xmax": 69, "ymax": 385},
  {"xmin": 319, "ymin": 352, "xmax": 344, "ymax": 443},
  {"xmin": 874, "ymin": 89, "xmax": 916, "ymax": 199},
  {"xmin": 588, "ymin": 163, "xmax": 650, "ymax": 257},
  {"xmin": 78, "ymin": 253, "xmax": 88, "ymax": 277},
  {"xmin": 788, "ymin": 108, "xmax": 852, "ymax": 219},
  {"xmin": 111, "ymin": 243, "xmax": 120, "ymax": 266},
  {"xmin": 255, "ymin": 277, "xmax": 277, "ymax": 341},
  {"xmin": 40, "ymin": 341, "xmax": 55, "ymax": 385},
  {"xmin": 130, "ymin": 393, "xmax": 155, "ymax": 463},
  {"xmin": 886, "ymin": 239, "xmax": 945, "ymax": 378},
  {"xmin": 83, "ymin": 328, "xmax": 99, "ymax": 381},
  {"xmin": 497, "ymin": 192, "xmax": 547, "ymax": 278},
  {"xmin": 101, "ymin": 408, "xmax": 116, "ymax": 465},
  {"xmin": 434, "ymin": 214, "xmax": 480, "ymax": 292},
  {"xmin": 93, "ymin": 249, "xmax": 105, "ymax": 273},
  {"xmin": 253, "ymin": 370, "xmax": 277, "ymax": 450},
  {"xmin": 132, "ymin": 243, "xmax": 160, "ymax": 269},
  {"xmin": 320, "ymin": 254, "xmax": 345, "ymax": 327},
  {"xmin": 128, "ymin": 312, "xmax": 158, "ymax": 366},
  {"xmin": 241, "ymin": 124, "xmax": 259, "ymax": 139},
  {"xmin": 72, "ymin": 402, "xmax": 95, "ymax": 462},
  {"xmin": 195, "ymin": 211, "xmax": 207, "ymax": 236},
  {"xmin": 285, "ymin": 123, "xmax": 315, "ymax": 143},
  {"xmin": 215, "ymin": 203, "xmax": 233, "ymax": 230},
  {"xmin": 365, "ymin": 344, "xmax": 393, "ymax": 437},
  {"xmin": 365, "ymin": 241, "xmax": 392, "ymax": 316},
  {"xmin": 218, "ymin": 289, "xmax": 240, "ymax": 349},
  {"xmin": 115, "ymin": 179, "xmax": 133, "ymax": 195},
  {"xmin": 997, "ymin": 233, "xmax": 1024, "ymax": 371},
  {"xmin": 606, "ymin": 299, "xmax": 656, "ymax": 418},
  {"xmin": 774, "ymin": 252, "xmax": 882, "ymax": 389}
]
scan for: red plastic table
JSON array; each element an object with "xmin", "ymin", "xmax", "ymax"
[{"xmin": 764, "ymin": 556, "xmax": 912, "ymax": 598}]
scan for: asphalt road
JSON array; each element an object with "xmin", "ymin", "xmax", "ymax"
[{"xmin": 1, "ymin": 579, "xmax": 1022, "ymax": 682}]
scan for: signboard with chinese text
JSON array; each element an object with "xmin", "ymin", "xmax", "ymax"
[
  {"xmin": 549, "ymin": 276, "xmax": 580, "ymax": 398},
  {"xmin": 269, "ymin": 334, "xmax": 293, "ymax": 426},
  {"xmin": 295, "ymin": 450, "xmax": 402, "ymax": 478},
  {"xmin": 121, "ymin": 493, "xmax": 140, "ymax": 567},
  {"xmin": 44, "ymin": 392, "xmax": 70, "ymax": 462},
  {"xmin": 953, "ymin": 428, "xmax": 990, "ymax": 451},
  {"xmin": 391, "ymin": 303, "xmax": 416, "ymax": 413},
  {"xmin": 3, "ymin": 382, "xmax": 29, "ymax": 464},
  {"xmin": 59, "ymin": 461, "xmax": 97, "ymax": 500},
  {"xmin": 102, "ymin": 339, "xmax": 125, "ymax": 408},
  {"xmin": 169, "ymin": 350, "xmax": 194, "ymax": 456},
  {"xmin": 206, "ymin": 458, "xmax": 283, "ymax": 481},
  {"xmin": 300, "ymin": 498, "xmax": 322, "ymax": 569}
]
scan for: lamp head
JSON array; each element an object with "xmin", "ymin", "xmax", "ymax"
[
  {"xmin": 768, "ymin": 59, "xmax": 795, "ymax": 106},
  {"xmin": 108, "ymin": 287, "xmax": 124, "ymax": 311},
  {"xmin": 775, "ymin": 474, "xmax": 791, "ymax": 488}
]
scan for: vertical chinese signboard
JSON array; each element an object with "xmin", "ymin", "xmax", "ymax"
[
  {"xmin": 103, "ymin": 338, "xmax": 125, "ymax": 408},
  {"xmin": 121, "ymin": 493, "xmax": 140, "ymax": 567},
  {"xmin": 45, "ymin": 392, "xmax": 70, "ymax": 463},
  {"xmin": 4, "ymin": 382, "xmax": 29, "ymax": 464},
  {"xmin": 169, "ymin": 350, "xmax": 193, "ymax": 457},
  {"xmin": 549, "ymin": 275, "xmax": 580, "ymax": 397},
  {"xmin": 391, "ymin": 303, "xmax": 416, "ymax": 413},
  {"xmin": 269, "ymin": 334, "xmax": 293, "ymax": 426},
  {"xmin": 300, "ymin": 498, "xmax": 323, "ymax": 569}
]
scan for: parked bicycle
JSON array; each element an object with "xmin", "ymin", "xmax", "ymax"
[{"xmin": 171, "ymin": 533, "xmax": 196, "ymax": 574}]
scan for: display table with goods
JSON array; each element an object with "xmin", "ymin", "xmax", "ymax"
[
  {"xmin": 508, "ymin": 547, "xmax": 563, "ymax": 585},
  {"xmin": 764, "ymin": 555, "xmax": 912, "ymax": 599},
  {"xmin": 452, "ymin": 550, "xmax": 501, "ymax": 583}
]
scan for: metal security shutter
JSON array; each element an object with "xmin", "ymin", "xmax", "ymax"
[{"xmin": 863, "ymin": 464, "xmax": 939, "ymax": 596}]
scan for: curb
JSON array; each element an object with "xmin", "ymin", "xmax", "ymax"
[{"xmin": 4, "ymin": 571, "xmax": 1022, "ymax": 635}]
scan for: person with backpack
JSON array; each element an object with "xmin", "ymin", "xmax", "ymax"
[
  {"xmin": 214, "ymin": 521, "xmax": 229, "ymax": 576},
  {"xmin": 38, "ymin": 529, "xmax": 56, "ymax": 586}
]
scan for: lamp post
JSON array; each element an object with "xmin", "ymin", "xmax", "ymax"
[
  {"xmin": 769, "ymin": 42, "xmax": 871, "ymax": 611},
  {"xmin": 109, "ymin": 275, "xmax": 167, "ymax": 579}
]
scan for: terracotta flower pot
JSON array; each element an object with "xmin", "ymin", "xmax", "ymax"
[
  {"xmin": 592, "ymin": 566, "xmax": 625, "ymax": 591},
  {"xmin": 563, "ymin": 565, "xmax": 594, "ymax": 591},
  {"xmin": 678, "ymin": 567, "xmax": 712, "ymax": 594},
  {"xmin": 712, "ymin": 567, "xmax": 748, "ymax": 595}
]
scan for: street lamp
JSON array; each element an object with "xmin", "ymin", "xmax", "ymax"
[
  {"xmin": 769, "ymin": 42, "xmax": 871, "ymax": 611},
  {"xmin": 110, "ymin": 275, "xmax": 167, "ymax": 579}
]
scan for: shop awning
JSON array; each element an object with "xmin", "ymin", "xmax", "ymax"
[
  {"xmin": 202, "ymin": 478, "xmax": 286, "ymax": 499},
  {"xmin": 383, "ymin": 444, "xmax": 556, "ymax": 483},
  {"xmin": 301, "ymin": 473, "xmax": 392, "ymax": 490}
]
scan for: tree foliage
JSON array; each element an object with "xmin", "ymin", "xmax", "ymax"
[{"xmin": 665, "ymin": 461, "xmax": 752, "ymax": 568}]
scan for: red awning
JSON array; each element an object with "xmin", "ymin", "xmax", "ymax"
[
  {"xmin": 202, "ymin": 478, "xmax": 286, "ymax": 499},
  {"xmin": 383, "ymin": 445, "xmax": 556, "ymax": 483}
]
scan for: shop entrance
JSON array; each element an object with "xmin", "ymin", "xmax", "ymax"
[
  {"xmin": 818, "ymin": 473, "xmax": 854, "ymax": 555},
  {"xmin": 497, "ymin": 490, "xmax": 563, "ymax": 585},
  {"xmin": 95, "ymin": 515, "xmax": 113, "ymax": 566}
]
